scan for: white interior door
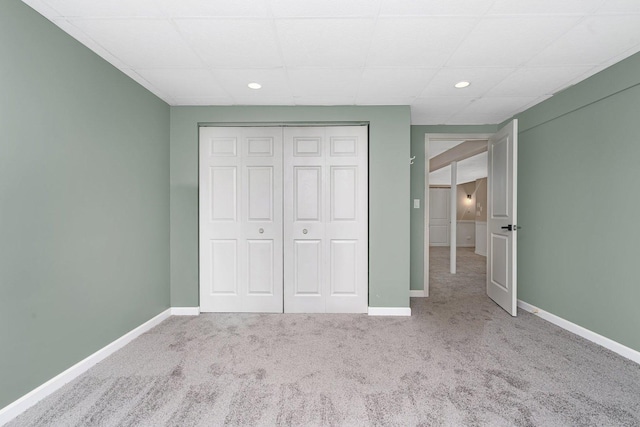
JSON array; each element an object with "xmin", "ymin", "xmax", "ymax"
[
  {"xmin": 487, "ymin": 120, "xmax": 518, "ymax": 316},
  {"xmin": 284, "ymin": 126, "xmax": 368, "ymax": 313},
  {"xmin": 429, "ymin": 188, "xmax": 450, "ymax": 246},
  {"xmin": 199, "ymin": 127, "xmax": 283, "ymax": 312}
]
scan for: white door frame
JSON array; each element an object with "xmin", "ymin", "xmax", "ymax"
[{"xmin": 424, "ymin": 133, "xmax": 493, "ymax": 297}]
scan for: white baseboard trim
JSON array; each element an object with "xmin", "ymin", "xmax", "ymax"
[
  {"xmin": 518, "ymin": 300, "xmax": 640, "ymax": 365},
  {"xmin": 0, "ymin": 308, "xmax": 172, "ymax": 426},
  {"xmin": 171, "ymin": 307, "xmax": 200, "ymax": 316},
  {"xmin": 368, "ymin": 307, "xmax": 412, "ymax": 316},
  {"xmin": 410, "ymin": 290, "xmax": 427, "ymax": 297}
]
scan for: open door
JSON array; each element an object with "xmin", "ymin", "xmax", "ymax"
[{"xmin": 487, "ymin": 120, "xmax": 518, "ymax": 316}]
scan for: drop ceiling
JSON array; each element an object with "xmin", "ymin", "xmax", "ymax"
[{"xmin": 22, "ymin": 0, "xmax": 640, "ymax": 125}]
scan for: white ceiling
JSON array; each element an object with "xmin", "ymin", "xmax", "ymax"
[{"xmin": 22, "ymin": 0, "xmax": 640, "ymax": 124}]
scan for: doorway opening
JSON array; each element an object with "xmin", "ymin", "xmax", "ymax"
[
  {"xmin": 424, "ymin": 133, "xmax": 491, "ymax": 298},
  {"xmin": 424, "ymin": 123, "xmax": 518, "ymax": 316}
]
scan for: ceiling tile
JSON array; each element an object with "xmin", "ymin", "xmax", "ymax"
[
  {"xmin": 288, "ymin": 68, "xmax": 362, "ymax": 98},
  {"xmin": 596, "ymin": 0, "xmax": 640, "ymax": 14},
  {"xmin": 445, "ymin": 112, "xmax": 507, "ymax": 125},
  {"xmin": 69, "ymin": 18, "xmax": 203, "ymax": 68},
  {"xmin": 411, "ymin": 105, "xmax": 454, "ymax": 125},
  {"xmin": 175, "ymin": 19, "xmax": 282, "ymax": 67},
  {"xmin": 455, "ymin": 96, "xmax": 538, "ymax": 117},
  {"xmin": 276, "ymin": 19, "xmax": 374, "ymax": 67},
  {"xmin": 357, "ymin": 68, "xmax": 437, "ymax": 98},
  {"xmin": 156, "ymin": 0, "xmax": 270, "ymax": 17},
  {"xmin": 269, "ymin": 0, "xmax": 381, "ymax": 18},
  {"xmin": 232, "ymin": 96, "xmax": 295, "ymax": 105},
  {"xmin": 173, "ymin": 97, "xmax": 234, "ymax": 105},
  {"xmin": 355, "ymin": 96, "xmax": 415, "ymax": 105},
  {"xmin": 484, "ymin": 66, "xmax": 593, "ymax": 97},
  {"xmin": 487, "ymin": 0, "xmax": 603, "ymax": 15},
  {"xmin": 45, "ymin": 0, "xmax": 165, "ymax": 17},
  {"xmin": 414, "ymin": 114, "xmax": 453, "ymax": 125},
  {"xmin": 212, "ymin": 68, "xmax": 292, "ymax": 98},
  {"xmin": 413, "ymin": 97, "xmax": 478, "ymax": 116},
  {"xmin": 420, "ymin": 67, "xmax": 515, "ymax": 98},
  {"xmin": 379, "ymin": 0, "xmax": 495, "ymax": 17},
  {"xmin": 528, "ymin": 15, "xmax": 640, "ymax": 66},
  {"xmin": 447, "ymin": 16, "xmax": 580, "ymax": 67},
  {"xmin": 367, "ymin": 17, "xmax": 477, "ymax": 67},
  {"xmin": 294, "ymin": 96, "xmax": 357, "ymax": 105},
  {"xmin": 135, "ymin": 68, "xmax": 228, "ymax": 98}
]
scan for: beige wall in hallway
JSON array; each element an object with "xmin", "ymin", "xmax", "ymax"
[
  {"xmin": 430, "ymin": 178, "xmax": 487, "ymax": 222},
  {"xmin": 457, "ymin": 182, "xmax": 477, "ymax": 220}
]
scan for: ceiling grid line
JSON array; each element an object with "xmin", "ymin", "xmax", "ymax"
[{"xmin": 20, "ymin": 0, "xmax": 640, "ymax": 123}]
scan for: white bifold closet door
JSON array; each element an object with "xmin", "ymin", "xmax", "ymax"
[
  {"xmin": 284, "ymin": 126, "xmax": 368, "ymax": 313},
  {"xmin": 199, "ymin": 125, "xmax": 368, "ymax": 313},
  {"xmin": 199, "ymin": 127, "xmax": 283, "ymax": 313}
]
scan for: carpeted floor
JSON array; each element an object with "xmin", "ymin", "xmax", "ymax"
[{"xmin": 9, "ymin": 247, "xmax": 640, "ymax": 426}]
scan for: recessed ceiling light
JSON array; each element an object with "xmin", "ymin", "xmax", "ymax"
[
  {"xmin": 248, "ymin": 82, "xmax": 262, "ymax": 89},
  {"xmin": 454, "ymin": 81, "xmax": 470, "ymax": 89}
]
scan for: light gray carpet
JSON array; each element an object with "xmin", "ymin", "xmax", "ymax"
[{"xmin": 9, "ymin": 247, "xmax": 640, "ymax": 426}]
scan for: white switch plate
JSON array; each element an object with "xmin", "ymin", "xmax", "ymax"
[{"xmin": 413, "ymin": 199, "xmax": 420, "ymax": 209}]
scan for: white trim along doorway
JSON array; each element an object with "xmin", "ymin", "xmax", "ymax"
[
  {"xmin": 199, "ymin": 125, "xmax": 369, "ymax": 314},
  {"xmin": 424, "ymin": 122, "xmax": 518, "ymax": 317}
]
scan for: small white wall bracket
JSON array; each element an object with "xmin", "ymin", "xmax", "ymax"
[{"xmin": 410, "ymin": 156, "xmax": 415, "ymax": 165}]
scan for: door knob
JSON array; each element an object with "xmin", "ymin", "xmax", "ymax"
[
  {"xmin": 259, "ymin": 228, "xmax": 264, "ymax": 234},
  {"xmin": 302, "ymin": 229, "xmax": 308, "ymax": 234},
  {"xmin": 501, "ymin": 225, "xmax": 513, "ymax": 231}
]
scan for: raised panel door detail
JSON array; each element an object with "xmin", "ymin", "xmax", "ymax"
[
  {"xmin": 331, "ymin": 166, "xmax": 357, "ymax": 221},
  {"xmin": 429, "ymin": 225, "xmax": 449, "ymax": 245},
  {"xmin": 294, "ymin": 167, "xmax": 321, "ymax": 221},
  {"xmin": 210, "ymin": 137, "xmax": 237, "ymax": 157},
  {"xmin": 429, "ymin": 188, "xmax": 449, "ymax": 247},
  {"xmin": 247, "ymin": 137, "xmax": 273, "ymax": 157},
  {"xmin": 247, "ymin": 240, "xmax": 274, "ymax": 295},
  {"xmin": 200, "ymin": 126, "xmax": 283, "ymax": 313},
  {"xmin": 210, "ymin": 167, "xmax": 237, "ymax": 221},
  {"xmin": 247, "ymin": 166, "xmax": 273, "ymax": 222},
  {"xmin": 210, "ymin": 240, "xmax": 237, "ymax": 294},
  {"xmin": 491, "ymin": 135, "xmax": 509, "ymax": 218},
  {"xmin": 294, "ymin": 240, "xmax": 321, "ymax": 295},
  {"xmin": 429, "ymin": 189, "xmax": 449, "ymax": 220},
  {"xmin": 490, "ymin": 234, "xmax": 508, "ymax": 291},
  {"xmin": 330, "ymin": 137, "xmax": 357, "ymax": 156},
  {"xmin": 330, "ymin": 240, "xmax": 357, "ymax": 295},
  {"xmin": 294, "ymin": 137, "xmax": 321, "ymax": 157}
]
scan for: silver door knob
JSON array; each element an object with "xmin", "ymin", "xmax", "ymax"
[
  {"xmin": 259, "ymin": 228, "xmax": 264, "ymax": 234},
  {"xmin": 302, "ymin": 229, "xmax": 308, "ymax": 234}
]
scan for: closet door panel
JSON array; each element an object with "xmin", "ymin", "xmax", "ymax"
[
  {"xmin": 284, "ymin": 126, "xmax": 368, "ymax": 313},
  {"xmin": 200, "ymin": 127, "xmax": 283, "ymax": 313}
]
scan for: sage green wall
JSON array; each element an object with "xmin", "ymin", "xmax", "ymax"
[
  {"xmin": 513, "ymin": 52, "xmax": 640, "ymax": 352},
  {"xmin": 410, "ymin": 125, "xmax": 497, "ymax": 291},
  {"xmin": 170, "ymin": 106, "xmax": 411, "ymax": 308},
  {"xmin": 0, "ymin": 0, "xmax": 170, "ymax": 408}
]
